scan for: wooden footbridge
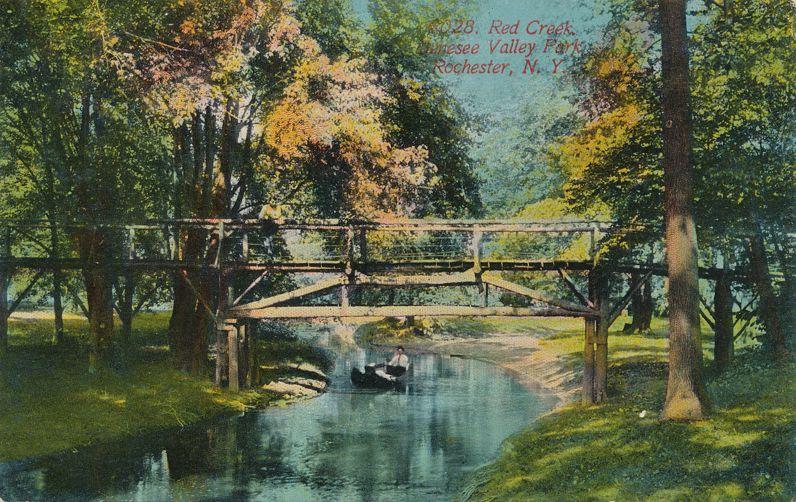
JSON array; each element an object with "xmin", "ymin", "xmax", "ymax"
[{"xmin": 0, "ymin": 218, "xmax": 749, "ymax": 403}]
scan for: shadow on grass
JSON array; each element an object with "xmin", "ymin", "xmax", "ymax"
[{"xmin": 469, "ymin": 349, "xmax": 794, "ymax": 501}]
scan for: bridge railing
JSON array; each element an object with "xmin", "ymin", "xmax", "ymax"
[{"xmin": 0, "ymin": 219, "xmax": 613, "ymax": 270}]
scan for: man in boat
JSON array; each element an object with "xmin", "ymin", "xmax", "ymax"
[
  {"xmin": 385, "ymin": 346, "xmax": 409, "ymax": 377},
  {"xmin": 353, "ymin": 346, "xmax": 410, "ymax": 386}
]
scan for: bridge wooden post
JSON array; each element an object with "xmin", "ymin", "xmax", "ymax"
[
  {"xmin": 594, "ymin": 268, "xmax": 610, "ymax": 403},
  {"xmin": 341, "ymin": 225, "xmax": 355, "ymax": 308},
  {"xmin": 582, "ymin": 270, "xmax": 597, "ymax": 404},
  {"xmin": 471, "ymin": 228, "xmax": 483, "ymax": 272},
  {"xmin": 242, "ymin": 231, "xmax": 249, "ymax": 261},
  {"xmin": 228, "ymin": 322, "xmax": 240, "ymax": 391}
]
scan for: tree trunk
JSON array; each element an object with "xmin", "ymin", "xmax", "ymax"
[
  {"xmin": 659, "ymin": 0, "xmax": 710, "ymax": 420},
  {"xmin": 78, "ymin": 228, "xmax": 115, "ymax": 370},
  {"xmin": 640, "ymin": 279, "xmax": 654, "ymax": 331},
  {"xmin": 747, "ymin": 224, "xmax": 787, "ymax": 358},
  {"xmin": 49, "ymin": 222, "xmax": 65, "ymax": 344},
  {"xmin": 626, "ymin": 272, "xmax": 650, "ymax": 333},
  {"xmin": 0, "ymin": 263, "xmax": 8, "ymax": 358},
  {"xmin": 713, "ymin": 273, "xmax": 733, "ymax": 371},
  {"xmin": 52, "ymin": 270, "xmax": 65, "ymax": 344},
  {"xmin": 168, "ymin": 117, "xmax": 213, "ymax": 376},
  {"xmin": 169, "ymin": 228, "xmax": 210, "ymax": 375}
]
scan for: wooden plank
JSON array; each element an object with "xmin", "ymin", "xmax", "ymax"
[
  {"xmin": 582, "ymin": 317, "xmax": 596, "ymax": 405},
  {"xmin": 231, "ymin": 305, "xmax": 582, "ymax": 319},
  {"xmin": 700, "ymin": 307, "xmax": 716, "ymax": 331},
  {"xmin": 605, "ymin": 270, "xmax": 654, "ymax": 329},
  {"xmin": 354, "ymin": 270, "xmax": 477, "ymax": 287},
  {"xmin": 481, "ymin": 271, "xmax": 596, "ymax": 314},
  {"xmin": 556, "ymin": 267, "xmax": 594, "ymax": 308},
  {"xmin": 232, "ymin": 270, "xmax": 269, "ymax": 306},
  {"xmin": 228, "ymin": 326, "xmax": 239, "ymax": 391},
  {"xmin": 234, "ymin": 275, "xmax": 347, "ymax": 310},
  {"xmin": 65, "ymin": 281, "xmax": 90, "ymax": 319},
  {"xmin": 699, "ymin": 295, "xmax": 715, "ymax": 321},
  {"xmin": 8, "ymin": 269, "xmax": 45, "ymax": 315}
]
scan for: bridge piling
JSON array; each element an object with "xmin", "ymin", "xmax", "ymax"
[
  {"xmin": 582, "ymin": 316, "xmax": 596, "ymax": 405},
  {"xmin": 582, "ymin": 270, "xmax": 598, "ymax": 404},
  {"xmin": 228, "ymin": 324, "xmax": 240, "ymax": 391},
  {"xmin": 594, "ymin": 269, "xmax": 610, "ymax": 403}
]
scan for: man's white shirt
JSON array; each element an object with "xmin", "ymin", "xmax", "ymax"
[{"xmin": 388, "ymin": 354, "xmax": 409, "ymax": 367}]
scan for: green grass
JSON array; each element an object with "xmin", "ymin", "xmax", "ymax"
[
  {"xmin": 0, "ymin": 312, "xmax": 312, "ymax": 462},
  {"xmin": 468, "ymin": 322, "xmax": 795, "ymax": 501}
]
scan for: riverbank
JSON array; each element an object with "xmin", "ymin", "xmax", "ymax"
[
  {"xmin": 0, "ymin": 312, "xmax": 329, "ymax": 462},
  {"xmin": 357, "ymin": 316, "xmax": 794, "ymax": 500}
]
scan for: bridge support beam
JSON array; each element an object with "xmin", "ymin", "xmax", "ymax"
[
  {"xmin": 228, "ymin": 324, "xmax": 240, "ymax": 391},
  {"xmin": 582, "ymin": 268, "xmax": 610, "ymax": 404},
  {"xmin": 582, "ymin": 316, "xmax": 596, "ymax": 405},
  {"xmin": 593, "ymin": 269, "xmax": 610, "ymax": 403}
]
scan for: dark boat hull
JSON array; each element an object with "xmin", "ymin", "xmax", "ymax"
[{"xmin": 350, "ymin": 364, "xmax": 411, "ymax": 390}]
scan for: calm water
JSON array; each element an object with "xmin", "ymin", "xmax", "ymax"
[{"xmin": 0, "ymin": 348, "xmax": 553, "ymax": 501}]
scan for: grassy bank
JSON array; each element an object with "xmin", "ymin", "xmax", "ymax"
[
  {"xmin": 357, "ymin": 316, "xmax": 794, "ymax": 499},
  {"xmin": 0, "ymin": 312, "xmax": 326, "ymax": 462},
  {"xmin": 467, "ymin": 322, "xmax": 794, "ymax": 501}
]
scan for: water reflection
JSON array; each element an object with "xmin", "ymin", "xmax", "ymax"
[{"xmin": 0, "ymin": 349, "xmax": 553, "ymax": 501}]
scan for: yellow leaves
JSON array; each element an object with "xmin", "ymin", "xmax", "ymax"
[
  {"xmin": 400, "ymin": 78, "xmax": 424, "ymax": 101},
  {"xmin": 262, "ymin": 16, "xmax": 433, "ymax": 218},
  {"xmin": 556, "ymin": 102, "xmax": 643, "ymax": 179},
  {"xmin": 180, "ymin": 19, "xmax": 197, "ymax": 36}
]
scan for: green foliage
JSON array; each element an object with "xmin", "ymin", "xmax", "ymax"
[
  {"xmin": 556, "ymin": 0, "xmax": 794, "ymax": 255},
  {"xmin": 367, "ymin": 0, "xmax": 482, "ymax": 217}
]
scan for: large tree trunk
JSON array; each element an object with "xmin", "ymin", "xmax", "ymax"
[
  {"xmin": 639, "ymin": 279, "xmax": 654, "ymax": 331},
  {"xmin": 52, "ymin": 270, "xmax": 65, "ymax": 344},
  {"xmin": 78, "ymin": 228, "xmax": 115, "ymax": 370},
  {"xmin": 747, "ymin": 223, "xmax": 787, "ymax": 358},
  {"xmin": 168, "ymin": 101, "xmax": 236, "ymax": 378},
  {"xmin": 168, "ymin": 115, "xmax": 212, "ymax": 375},
  {"xmin": 659, "ymin": 0, "xmax": 710, "ymax": 420},
  {"xmin": 169, "ymin": 228, "xmax": 211, "ymax": 375}
]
